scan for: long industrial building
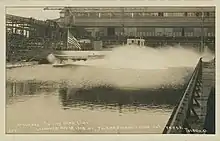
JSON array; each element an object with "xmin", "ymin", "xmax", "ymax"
[
  {"xmin": 53, "ymin": 7, "xmax": 215, "ymax": 37},
  {"xmin": 52, "ymin": 6, "xmax": 215, "ymax": 49},
  {"xmin": 6, "ymin": 6, "xmax": 215, "ymax": 61}
]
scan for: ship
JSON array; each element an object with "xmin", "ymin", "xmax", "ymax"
[{"xmin": 52, "ymin": 36, "xmax": 146, "ymax": 67}]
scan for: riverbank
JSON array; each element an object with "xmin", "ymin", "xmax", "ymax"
[{"xmin": 6, "ymin": 61, "xmax": 38, "ymax": 69}]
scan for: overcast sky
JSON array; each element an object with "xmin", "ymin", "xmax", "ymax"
[{"xmin": 6, "ymin": 7, "xmax": 61, "ymax": 20}]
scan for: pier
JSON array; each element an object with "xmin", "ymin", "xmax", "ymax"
[{"xmin": 163, "ymin": 58, "xmax": 215, "ymax": 134}]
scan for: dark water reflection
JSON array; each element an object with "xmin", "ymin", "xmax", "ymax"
[
  {"xmin": 6, "ymin": 68, "xmax": 192, "ymax": 134},
  {"xmin": 59, "ymin": 86, "xmax": 185, "ymax": 110},
  {"xmin": 6, "ymin": 80, "xmax": 186, "ymax": 110},
  {"xmin": 6, "ymin": 80, "xmax": 56, "ymax": 104}
]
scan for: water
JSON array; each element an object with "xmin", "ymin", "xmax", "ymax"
[
  {"xmin": 6, "ymin": 77, "xmax": 187, "ymax": 134},
  {"xmin": 45, "ymin": 45, "xmax": 210, "ymax": 89},
  {"xmin": 6, "ymin": 45, "xmax": 212, "ymax": 134}
]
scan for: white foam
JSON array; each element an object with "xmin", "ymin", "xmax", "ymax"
[
  {"xmin": 7, "ymin": 45, "xmax": 214, "ymax": 89},
  {"xmin": 70, "ymin": 45, "xmax": 213, "ymax": 69}
]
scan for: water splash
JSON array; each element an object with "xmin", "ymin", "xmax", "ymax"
[
  {"xmin": 8, "ymin": 45, "xmax": 214, "ymax": 89},
  {"xmin": 72, "ymin": 45, "xmax": 212, "ymax": 69}
]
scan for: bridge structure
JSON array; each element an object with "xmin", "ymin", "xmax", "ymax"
[{"xmin": 163, "ymin": 57, "xmax": 215, "ymax": 134}]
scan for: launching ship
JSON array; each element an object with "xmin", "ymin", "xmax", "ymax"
[
  {"xmin": 52, "ymin": 36, "xmax": 146, "ymax": 67},
  {"xmin": 51, "ymin": 30, "xmax": 109, "ymax": 66}
]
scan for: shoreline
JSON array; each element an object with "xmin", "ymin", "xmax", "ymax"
[{"xmin": 6, "ymin": 61, "xmax": 39, "ymax": 69}]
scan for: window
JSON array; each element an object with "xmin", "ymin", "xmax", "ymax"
[
  {"xmin": 208, "ymin": 32, "xmax": 214, "ymax": 37},
  {"xmin": 156, "ymin": 32, "xmax": 162, "ymax": 36},
  {"xmin": 205, "ymin": 12, "xmax": 210, "ymax": 17},
  {"xmin": 158, "ymin": 12, "xmax": 164, "ymax": 17},
  {"xmin": 144, "ymin": 13, "xmax": 151, "ymax": 16},
  {"xmin": 186, "ymin": 32, "xmax": 193, "ymax": 37},
  {"xmin": 195, "ymin": 12, "xmax": 201, "ymax": 17},
  {"xmin": 151, "ymin": 13, "xmax": 158, "ymax": 16},
  {"xmin": 174, "ymin": 32, "xmax": 180, "ymax": 37},
  {"xmin": 209, "ymin": 12, "xmax": 215, "ymax": 17},
  {"xmin": 177, "ymin": 32, "xmax": 180, "ymax": 37},
  {"xmin": 152, "ymin": 32, "xmax": 155, "ymax": 36},
  {"xmin": 164, "ymin": 13, "xmax": 168, "ymax": 17},
  {"xmin": 146, "ymin": 32, "xmax": 148, "ymax": 36},
  {"xmin": 166, "ymin": 32, "xmax": 172, "ymax": 36},
  {"xmin": 139, "ymin": 32, "xmax": 143, "ymax": 36},
  {"xmin": 173, "ymin": 12, "xmax": 184, "ymax": 17},
  {"xmin": 187, "ymin": 12, "xmax": 196, "ymax": 17}
]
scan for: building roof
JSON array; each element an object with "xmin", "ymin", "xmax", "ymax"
[
  {"xmin": 60, "ymin": 6, "xmax": 215, "ymax": 13},
  {"xmin": 6, "ymin": 14, "xmax": 60, "ymax": 27}
]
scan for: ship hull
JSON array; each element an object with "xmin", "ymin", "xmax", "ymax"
[{"xmin": 52, "ymin": 50, "xmax": 110, "ymax": 61}]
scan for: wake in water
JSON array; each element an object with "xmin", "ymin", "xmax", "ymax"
[
  {"xmin": 8, "ymin": 45, "xmax": 214, "ymax": 89},
  {"xmin": 66, "ymin": 45, "xmax": 213, "ymax": 70}
]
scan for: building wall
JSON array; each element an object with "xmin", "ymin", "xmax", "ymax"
[
  {"xmin": 84, "ymin": 27, "xmax": 215, "ymax": 38},
  {"xmin": 69, "ymin": 10, "xmax": 215, "ymax": 19}
]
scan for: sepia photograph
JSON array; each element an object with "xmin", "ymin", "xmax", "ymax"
[{"xmin": 5, "ymin": 6, "xmax": 215, "ymax": 134}]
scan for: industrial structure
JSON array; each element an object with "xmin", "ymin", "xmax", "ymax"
[
  {"xmin": 6, "ymin": 6, "xmax": 215, "ymax": 61},
  {"xmin": 6, "ymin": 14, "xmax": 67, "ymax": 61},
  {"xmin": 50, "ymin": 6, "xmax": 215, "ymax": 49}
]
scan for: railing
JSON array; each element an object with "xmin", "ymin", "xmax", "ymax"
[
  {"xmin": 6, "ymin": 14, "xmax": 59, "ymax": 27},
  {"xmin": 203, "ymin": 57, "xmax": 215, "ymax": 69},
  {"xmin": 163, "ymin": 57, "xmax": 202, "ymax": 134}
]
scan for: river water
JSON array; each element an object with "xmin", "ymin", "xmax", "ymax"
[{"xmin": 6, "ymin": 65, "xmax": 193, "ymax": 134}]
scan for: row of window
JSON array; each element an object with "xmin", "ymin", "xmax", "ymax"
[
  {"xmin": 7, "ymin": 28, "xmax": 30, "ymax": 37},
  {"xmin": 71, "ymin": 12, "xmax": 215, "ymax": 18},
  {"xmin": 114, "ymin": 31, "xmax": 215, "ymax": 37},
  {"xmin": 7, "ymin": 26, "xmax": 215, "ymax": 39},
  {"xmin": 7, "ymin": 27, "xmax": 66, "ymax": 39}
]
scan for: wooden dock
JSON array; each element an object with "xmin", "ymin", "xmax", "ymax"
[
  {"xmin": 163, "ymin": 57, "xmax": 215, "ymax": 134},
  {"xmin": 190, "ymin": 60, "xmax": 215, "ymax": 132}
]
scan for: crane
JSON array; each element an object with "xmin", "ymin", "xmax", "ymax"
[
  {"xmin": 43, "ymin": 6, "xmax": 65, "ymax": 11},
  {"xmin": 43, "ymin": 7, "xmax": 76, "ymax": 18}
]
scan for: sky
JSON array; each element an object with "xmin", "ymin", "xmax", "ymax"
[{"xmin": 6, "ymin": 7, "xmax": 61, "ymax": 20}]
